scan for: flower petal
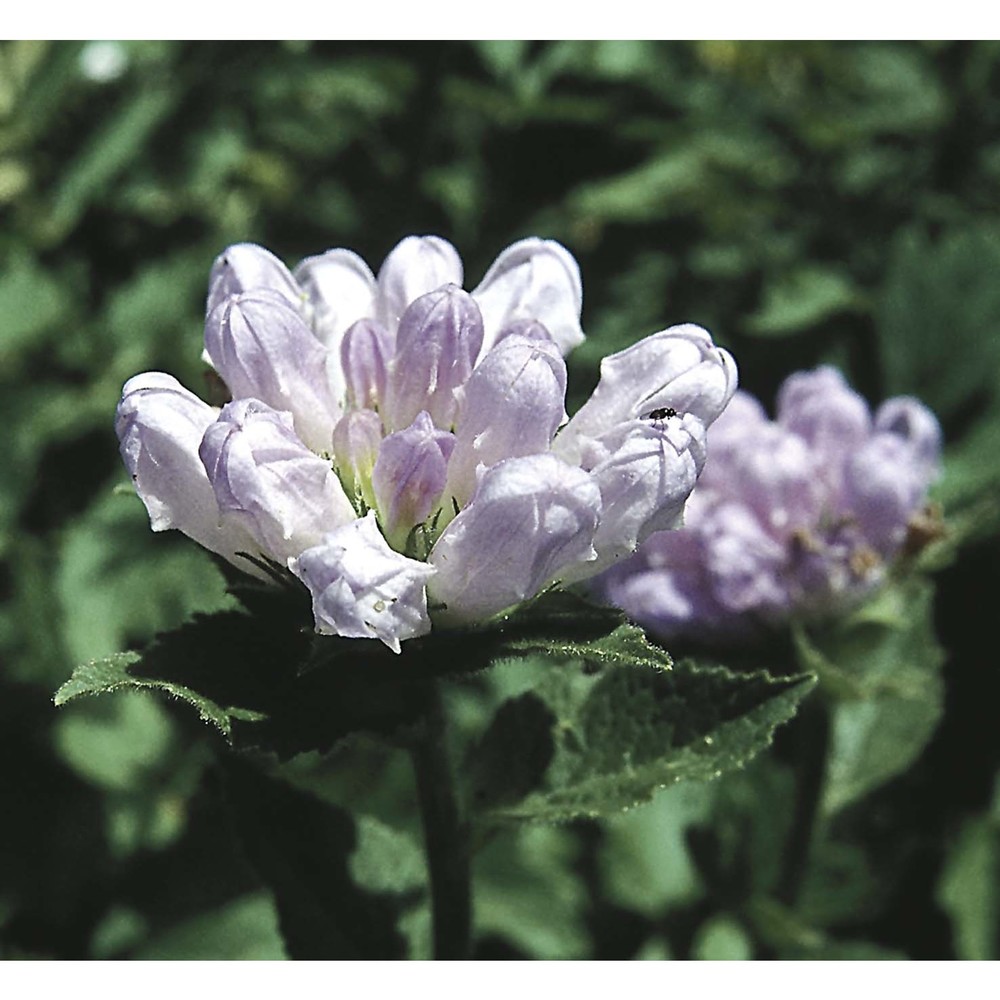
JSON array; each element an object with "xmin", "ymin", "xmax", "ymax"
[
  {"xmin": 375, "ymin": 235, "xmax": 463, "ymax": 334},
  {"xmin": 874, "ymin": 396, "xmax": 942, "ymax": 475},
  {"xmin": 428, "ymin": 454, "xmax": 601, "ymax": 623},
  {"xmin": 290, "ymin": 512, "xmax": 436, "ymax": 653},
  {"xmin": 555, "ymin": 323, "xmax": 737, "ymax": 464},
  {"xmin": 115, "ymin": 373, "xmax": 262, "ymax": 570},
  {"xmin": 843, "ymin": 434, "xmax": 932, "ymax": 555},
  {"xmin": 340, "ymin": 318, "xmax": 392, "ymax": 412},
  {"xmin": 382, "ymin": 285, "xmax": 484, "ymax": 432},
  {"xmin": 199, "ymin": 399, "xmax": 356, "ymax": 565},
  {"xmin": 206, "ymin": 243, "xmax": 302, "ymax": 317},
  {"xmin": 777, "ymin": 365, "xmax": 872, "ymax": 485},
  {"xmin": 204, "ymin": 290, "xmax": 340, "ymax": 452},
  {"xmin": 565, "ymin": 414, "xmax": 706, "ymax": 579},
  {"xmin": 372, "ymin": 412, "xmax": 455, "ymax": 550},
  {"xmin": 332, "ymin": 407, "xmax": 383, "ymax": 508},
  {"xmin": 446, "ymin": 333, "xmax": 568, "ymax": 508},
  {"xmin": 294, "ymin": 247, "xmax": 378, "ymax": 349},
  {"xmin": 472, "ymin": 238, "xmax": 584, "ymax": 357}
]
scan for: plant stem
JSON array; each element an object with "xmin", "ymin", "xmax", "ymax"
[
  {"xmin": 411, "ymin": 680, "xmax": 472, "ymax": 960},
  {"xmin": 776, "ymin": 693, "xmax": 831, "ymax": 907}
]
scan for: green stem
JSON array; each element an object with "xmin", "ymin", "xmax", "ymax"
[
  {"xmin": 776, "ymin": 693, "xmax": 831, "ymax": 907},
  {"xmin": 411, "ymin": 680, "xmax": 472, "ymax": 960}
]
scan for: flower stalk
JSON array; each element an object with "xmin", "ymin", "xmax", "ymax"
[
  {"xmin": 775, "ymin": 692, "xmax": 831, "ymax": 908},
  {"xmin": 410, "ymin": 680, "xmax": 472, "ymax": 960}
]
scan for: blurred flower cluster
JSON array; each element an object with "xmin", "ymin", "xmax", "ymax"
[
  {"xmin": 597, "ymin": 367, "xmax": 942, "ymax": 642},
  {"xmin": 116, "ymin": 236, "xmax": 737, "ymax": 651}
]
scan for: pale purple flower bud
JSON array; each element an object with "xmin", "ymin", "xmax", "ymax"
[
  {"xmin": 375, "ymin": 235, "xmax": 463, "ymax": 334},
  {"xmin": 874, "ymin": 397, "xmax": 942, "ymax": 476},
  {"xmin": 701, "ymin": 422, "xmax": 823, "ymax": 535},
  {"xmin": 605, "ymin": 497, "xmax": 791, "ymax": 642},
  {"xmin": 702, "ymin": 390, "xmax": 769, "ymax": 465},
  {"xmin": 601, "ymin": 530, "xmax": 731, "ymax": 639},
  {"xmin": 472, "ymin": 238, "xmax": 584, "ymax": 357},
  {"xmin": 293, "ymin": 248, "xmax": 377, "ymax": 349},
  {"xmin": 446, "ymin": 334, "xmax": 568, "ymax": 507},
  {"xmin": 331, "ymin": 409, "xmax": 383, "ymax": 506},
  {"xmin": 290, "ymin": 512, "xmax": 436, "ymax": 653},
  {"xmin": 428, "ymin": 454, "xmax": 602, "ymax": 624},
  {"xmin": 372, "ymin": 412, "xmax": 456, "ymax": 549},
  {"xmin": 199, "ymin": 399, "xmax": 356, "ymax": 566},
  {"xmin": 777, "ymin": 366, "xmax": 871, "ymax": 490},
  {"xmin": 843, "ymin": 434, "xmax": 930, "ymax": 555},
  {"xmin": 341, "ymin": 318, "xmax": 391, "ymax": 411},
  {"xmin": 700, "ymin": 501, "xmax": 789, "ymax": 614},
  {"xmin": 205, "ymin": 290, "xmax": 339, "ymax": 453},
  {"xmin": 206, "ymin": 243, "xmax": 302, "ymax": 317},
  {"xmin": 555, "ymin": 324, "xmax": 738, "ymax": 464},
  {"xmin": 115, "ymin": 373, "xmax": 262, "ymax": 569},
  {"xmin": 595, "ymin": 366, "xmax": 943, "ymax": 642},
  {"xmin": 381, "ymin": 285, "xmax": 484, "ymax": 432},
  {"xmin": 564, "ymin": 414, "xmax": 707, "ymax": 579}
]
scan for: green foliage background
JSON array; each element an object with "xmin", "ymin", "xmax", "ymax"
[{"xmin": 2, "ymin": 40, "xmax": 1000, "ymax": 959}]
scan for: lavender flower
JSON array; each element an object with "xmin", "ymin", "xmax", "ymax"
[
  {"xmin": 117, "ymin": 236, "xmax": 737, "ymax": 651},
  {"xmin": 598, "ymin": 367, "xmax": 942, "ymax": 642}
]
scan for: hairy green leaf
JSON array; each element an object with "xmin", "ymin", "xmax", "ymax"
[
  {"xmin": 54, "ymin": 589, "xmax": 634, "ymax": 759},
  {"xmin": 469, "ymin": 632, "xmax": 815, "ymax": 822}
]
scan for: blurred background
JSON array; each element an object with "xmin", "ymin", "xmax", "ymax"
[{"xmin": 1, "ymin": 40, "xmax": 999, "ymax": 959}]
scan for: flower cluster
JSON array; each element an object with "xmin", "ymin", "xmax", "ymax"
[
  {"xmin": 596, "ymin": 367, "xmax": 942, "ymax": 642},
  {"xmin": 117, "ymin": 236, "xmax": 737, "ymax": 651}
]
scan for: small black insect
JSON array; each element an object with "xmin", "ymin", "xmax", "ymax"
[{"xmin": 644, "ymin": 406, "xmax": 678, "ymax": 421}]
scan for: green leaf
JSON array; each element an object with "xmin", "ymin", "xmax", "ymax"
[
  {"xmin": 53, "ymin": 690, "xmax": 173, "ymax": 792},
  {"xmin": 691, "ymin": 914, "xmax": 753, "ymax": 960},
  {"xmin": 54, "ymin": 647, "xmax": 257, "ymax": 738},
  {"xmin": 473, "ymin": 824, "xmax": 589, "ymax": 959},
  {"xmin": 599, "ymin": 781, "xmax": 714, "ymax": 917},
  {"xmin": 687, "ymin": 755, "xmax": 796, "ymax": 900},
  {"xmin": 782, "ymin": 939, "xmax": 909, "ymax": 960},
  {"xmin": 876, "ymin": 225, "xmax": 1000, "ymax": 420},
  {"xmin": 937, "ymin": 812, "xmax": 999, "ymax": 960},
  {"xmin": 54, "ymin": 586, "xmax": 635, "ymax": 759},
  {"xmin": 796, "ymin": 579, "xmax": 945, "ymax": 814},
  {"xmin": 798, "ymin": 837, "xmax": 884, "ymax": 928},
  {"xmin": 44, "ymin": 83, "xmax": 176, "ymax": 241},
  {"xmin": 567, "ymin": 148, "xmax": 706, "ymax": 224},
  {"xmin": 0, "ymin": 251, "xmax": 70, "ymax": 365},
  {"xmin": 746, "ymin": 265, "xmax": 859, "ymax": 337},
  {"xmin": 134, "ymin": 892, "xmax": 287, "ymax": 960},
  {"xmin": 222, "ymin": 760, "xmax": 426, "ymax": 960},
  {"xmin": 747, "ymin": 898, "xmax": 908, "ymax": 959},
  {"xmin": 469, "ymin": 630, "xmax": 815, "ymax": 823}
]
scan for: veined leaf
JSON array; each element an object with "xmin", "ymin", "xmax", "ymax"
[
  {"xmin": 796, "ymin": 578, "xmax": 945, "ymax": 815},
  {"xmin": 53, "ymin": 648, "xmax": 262, "ymax": 739},
  {"xmin": 468, "ymin": 632, "xmax": 815, "ymax": 823}
]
